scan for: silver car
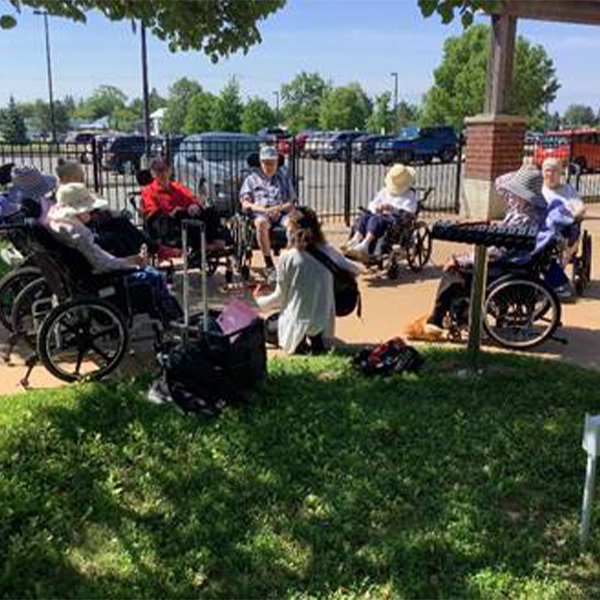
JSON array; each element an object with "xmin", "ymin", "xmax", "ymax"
[{"xmin": 173, "ymin": 132, "xmax": 262, "ymax": 216}]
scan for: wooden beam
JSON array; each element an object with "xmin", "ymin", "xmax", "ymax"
[
  {"xmin": 499, "ymin": 0, "xmax": 600, "ymax": 26},
  {"xmin": 484, "ymin": 14, "xmax": 517, "ymax": 115}
]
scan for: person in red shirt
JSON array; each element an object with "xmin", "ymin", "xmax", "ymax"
[{"xmin": 141, "ymin": 157, "xmax": 223, "ymax": 249}]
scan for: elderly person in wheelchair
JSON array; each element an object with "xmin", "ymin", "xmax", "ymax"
[
  {"xmin": 141, "ymin": 157, "xmax": 226, "ymax": 254},
  {"xmin": 47, "ymin": 182, "xmax": 183, "ymax": 324},
  {"xmin": 240, "ymin": 145, "xmax": 297, "ymax": 283},
  {"xmin": 345, "ymin": 164, "xmax": 418, "ymax": 264},
  {"xmin": 542, "ymin": 157, "xmax": 588, "ymax": 296},
  {"xmin": 411, "ymin": 166, "xmax": 573, "ymax": 347}
]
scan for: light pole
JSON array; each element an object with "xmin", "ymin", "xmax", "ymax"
[
  {"xmin": 273, "ymin": 91, "xmax": 280, "ymax": 124},
  {"xmin": 140, "ymin": 24, "xmax": 152, "ymax": 161},
  {"xmin": 34, "ymin": 10, "xmax": 56, "ymax": 143},
  {"xmin": 390, "ymin": 72, "xmax": 399, "ymax": 134}
]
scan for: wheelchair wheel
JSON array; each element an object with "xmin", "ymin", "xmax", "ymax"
[
  {"xmin": 11, "ymin": 277, "xmax": 53, "ymax": 348},
  {"xmin": 406, "ymin": 222, "xmax": 432, "ymax": 272},
  {"xmin": 483, "ymin": 278, "xmax": 561, "ymax": 349},
  {"xmin": 0, "ymin": 266, "xmax": 42, "ymax": 331},
  {"xmin": 574, "ymin": 230, "xmax": 592, "ymax": 295},
  {"xmin": 232, "ymin": 215, "xmax": 253, "ymax": 280},
  {"xmin": 37, "ymin": 297, "xmax": 129, "ymax": 383}
]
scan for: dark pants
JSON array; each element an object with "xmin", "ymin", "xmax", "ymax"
[
  {"xmin": 91, "ymin": 213, "xmax": 156, "ymax": 257},
  {"xmin": 355, "ymin": 212, "xmax": 395, "ymax": 238},
  {"xmin": 148, "ymin": 207, "xmax": 226, "ymax": 249},
  {"xmin": 428, "ymin": 269, "xmax": 469, "ymax": 327}
]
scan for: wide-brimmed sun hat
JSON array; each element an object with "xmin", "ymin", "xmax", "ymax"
[
  {"xmin": 385, "ymin": 164, "xmax": 416, "ymax": 196},
  {"xmin": 12, "ymin": 165, "xmax": 56, "ymax": 199},
  {"xmin": 55, "ymin": 183, "xmax": 108, "ymax": 215},
  {"xmin": 495, "ymin": 166, "xmax": 543, "ymax": 203},
  {"xmin": 259, "ymin": 145, "xmax": 279, "ymax": 162}
]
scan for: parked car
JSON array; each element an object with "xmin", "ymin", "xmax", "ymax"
[
  {"xmin": 304, "ymin": 131, "xmax": 336, "ymax": 159},
  {"xmin": 352, "ymin": 134, "xmax": 395, "ymax": 164},
  {"xmin": 375, "ymin": 126, "xmax": 458, "ymax": 165},
  {"xmin": 258, "ymin": 127, "xmax": 291, "ymax": 143},
  {"xmin": 102, "ymin": 134, "xmax": 150, "ymax": 174},
  {"xmin": 533, "ymin": 128, "xmax": 600, "ymax": 173},
  {"xmin": 65, "ymin": 131, "xmax": 98, "ymax": 145},
  {"xmin": 321, "ymin": 131, "xmax": 368, "ymax": 162},
  {"xmin": 173, "ymin": 132, "xmax": 262, "ymax": 215},
  {"xmin": 278, "ymin": 130, "xmax": 311, "ymax": 156}
]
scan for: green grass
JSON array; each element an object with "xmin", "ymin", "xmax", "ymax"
[{"xmin": 1, "ymin": 350, "xmax": 600, "ymax": 599}]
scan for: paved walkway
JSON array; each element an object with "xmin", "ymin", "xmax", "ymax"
[{"xmin": 1, "ymin": 207, "xmax": 599, "ymax": 394}]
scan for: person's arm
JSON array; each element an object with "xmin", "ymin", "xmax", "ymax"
[
  {"xmin": 51, "ymin": 218, "xmax": 135, "ymax": 273},
  {"xmin": 140, "ymin": 185, "xmax": 160, "ymax": 218},
  {"xmin": 172, "ymin": 181, "xmax": 203, "ymax": 209},
  {"xmin": 254, "ymin": 252, "xmax": 290, "ymax": 308},
  {"xmin": 368, "ymin": 190, "xmax": 383, "ymax": 213}
]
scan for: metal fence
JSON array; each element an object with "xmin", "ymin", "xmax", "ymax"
[{"xmin": 0, "ymin": 137, "xmax": 465, "ymax": 224}]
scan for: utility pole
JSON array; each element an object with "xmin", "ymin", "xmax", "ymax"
[
  {"xmin": 34, "ymin": 10, "xmax": 56, "ymax": 143},
  {"xmin": 391, "ymin": 72, "xmax": 399, "ymax": 134},
  {"xmin": 140, "ymin": 24, "xmax": 152, "ymax": 162}
]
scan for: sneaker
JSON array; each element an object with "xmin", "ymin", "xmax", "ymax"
[
  {"xmin": 346, "ymin": 241, "xmax": 370, "ymax": 265},
  {"xmin": 555, "ymin": 283, "xmax": 575, "ymax": 301},
  {"xmin": 341, "ymin": 233, "xmax": 363, "ymax": 252},
  {"xmin": 263, "ymin": 267, "xmax": 278, "ymax": 285}
]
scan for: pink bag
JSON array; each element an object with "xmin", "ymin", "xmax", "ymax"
[{"xmin": 217, "ymin": 298, "xmax": 258, "ymax": 337}]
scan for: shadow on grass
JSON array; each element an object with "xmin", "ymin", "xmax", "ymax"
[{"xmin": 1, "ymin": 350, "xmax": 600, "ymax": 599}]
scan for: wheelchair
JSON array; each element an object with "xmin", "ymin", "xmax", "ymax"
[
  {"xmin": 0, "ymin": 218, "xmax": 169, "ymax": 386},
  {"xmin": 348, "ymin": 187, "xmax": 434, "ymax": 279},
  {"xmin": 444, "ymin": 245, "xmax": 563, "ymax": 350},
  {"xmin": 129, "ymin": 169, "xmax": 252, "ymax": 283}
]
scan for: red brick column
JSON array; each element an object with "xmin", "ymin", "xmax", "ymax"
[{"xmin": 461, "ymin": 114, "xmax": 527, "ymax": 219}]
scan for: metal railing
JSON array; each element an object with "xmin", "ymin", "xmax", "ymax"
[{"xmin": 0, "ymin": 136, "xmax": 465, "ymax": 223}]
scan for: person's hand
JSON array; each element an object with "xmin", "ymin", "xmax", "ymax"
[
  {"xmin": 252, "ymin": 282, "xmax": 270, "ymax": 298},
  {"xmin": 127, "ymin": 253, "xmax": 147, "ymax": 267},
  {"xmin": 267, "ymin": 206, "xmax": 281, "ymax": 220},
  {"xmin": 187, "ymin": 204, "xmax": 201, "ymax": 217},
  {"xmin": 444, "ymin": 256, "xmax": 460, "ymax": 272}
]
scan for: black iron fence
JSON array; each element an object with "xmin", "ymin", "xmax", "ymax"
[
  {"xmin": 1, "ymin": 137, "xmax": 465, "ymax": 224},
  {"xmin": 3, "ymin": 135, "xmax": 599, "ymax": 227}
]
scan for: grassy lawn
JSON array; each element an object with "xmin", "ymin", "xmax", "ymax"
[{"xmin": 1, "ymin": 350, "xmax": 600, "ymax": 599}]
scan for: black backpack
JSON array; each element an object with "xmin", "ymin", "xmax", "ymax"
[{"xmin": 307, "ymin": 245, "xmax": 361, "ymax": 317}]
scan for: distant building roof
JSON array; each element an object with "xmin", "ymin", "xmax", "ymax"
[{"xmin": 150, "ymin": 108, "xmax": 166, "ymax": 119}]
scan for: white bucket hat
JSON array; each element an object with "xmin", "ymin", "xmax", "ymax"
[
  {"xmin": 55, "ymin": 183, "xmax": 108, "ymax": 215},
  {"xmin": 12, "ymin": 165, "xmax": 56, "ymax": 200},
  {"xmin": 385, "ymin": 164, "xmax": 416, "ymax": 197}
]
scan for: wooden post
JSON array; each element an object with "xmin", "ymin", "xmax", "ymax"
[{"xmin": 467, "ymin": 13, "xmax": 517, "ymax": 363}]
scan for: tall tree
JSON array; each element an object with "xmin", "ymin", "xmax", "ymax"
[
  {"xmin": 184, "ymin": 90, "xmax": 216, "ymax": 134},
  {"xmin": 397, "ymin": 100, "xmax": 421, "ymax": 128},
  {"xmin": 1, "ymin": 1, "xmax": 286, "ymax": 59},
  {"xmin": 418, "ymin": 0, "xmax": 500, "ymax": 27},
  {"xmin": 211, "ymin": 78, "xmax": 243, "ymax": 132},
  {"xmin": 241, "ymin": 97, "xmax": 275, "ymax": 134},
  {"xmin": 281, "ymin": 72, "xmax": 331, "ymax": 132},
  {"xmin": 77, "ymin": 85, "xmax": 128, "ymax": 120},
  {"xmin": 20, "ymin": 99, "xmax": 71, "ymax": 136},
  {"xmin": 162, "ymin": 78, "xmax": 203, "ymax": 134},
  {"xmin": 562, "ymin": 104, "xmax": 597, "ymax": 129},
  {"xmin": 420, "ymin": 25, "xmax": 559, "ymax": 129},
  {"xmin": 366, "ymin": 92, "xmax": 395, "ymax": 134},
  {"xmin": 0, "ymin": 97, "xmax": 28, "ymax": 143},
  {"xmin": 319, "ymin": 83, "xmax": 371, "ymax": 131}
]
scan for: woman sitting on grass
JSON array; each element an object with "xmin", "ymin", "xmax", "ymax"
[{"xmin": 254, "ymin": 206, "xmax": 361, "ymax": 355}]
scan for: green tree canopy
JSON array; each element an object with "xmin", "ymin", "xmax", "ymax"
[
  {"xmin": 20, "ymin": 98, "xmax": 71, "ymax": 137},
  {"xmin": 184, "ymin": 90, "xmax": 216, "ymax": 134},
  {"xmin": 319, "ymin": 83, "xmax": 371, "ymax": 131},
  {"xmin": 2, "ymin": 1, "xmax": 286, "ymax": 59},
  {"xmin": 76, "ymin": 85, "xmax": 128, "ymax": 120},
  {"xmin": 241, "ymin": 97, "xmax": 275, "ymax": 134},
  {"xmin": 281, "ymin": 72, "xmax": 331, "ymax": 132},
  {"xmin": 0, "ymin": 97, "xmax": 28, "ymax": 143},
  {"xmin": 366, "ymin": 92, "xmax": 395, "ymax": 134},
  {"xmin": 418, "ymin": 0, "xmax": 500, "ymax": 27},
  {"xmin": 162, "ymin": 78, "xmax": 203, "ymax": 134},
  {"xmin": 562, "ymin": 104, "xmax": 597, "ymax": 129},
  {"xmin": 211, "ymin": 77, "xmax": 243, "ymax": 132},
  {"xmin": 420, "ymin": 24, "xmax": 559, "ymax": 129}
]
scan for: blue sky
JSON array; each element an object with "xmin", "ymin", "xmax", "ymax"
[{"xmin": 1, "ymin": 0, "xmax": 599, "ymax": 112}]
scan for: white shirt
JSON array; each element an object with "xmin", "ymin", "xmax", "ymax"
[
  {"xmin": 368, "ymin": 188, "xmax": 418, "ymax": 215},
  {"xmin": 542, "ymin": 183, "xmax": 585, "ymax": 217},
  {"xmin": 256, "ymin": 244, "xmax": 361, "ymax": 353}
]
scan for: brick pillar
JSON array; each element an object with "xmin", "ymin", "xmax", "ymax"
[{"xmin": 460, "ymin": 114, "xmax": 527, "ymax": 220}]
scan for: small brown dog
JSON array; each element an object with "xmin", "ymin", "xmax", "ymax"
[{"xmin": 404, "ymin": 315, "xmax": 446, "ymax": 342}]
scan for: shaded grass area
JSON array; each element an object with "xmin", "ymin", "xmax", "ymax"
[{"xmin": 1, "ymin": 349, "xmax": 600, "ymax": 599}]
